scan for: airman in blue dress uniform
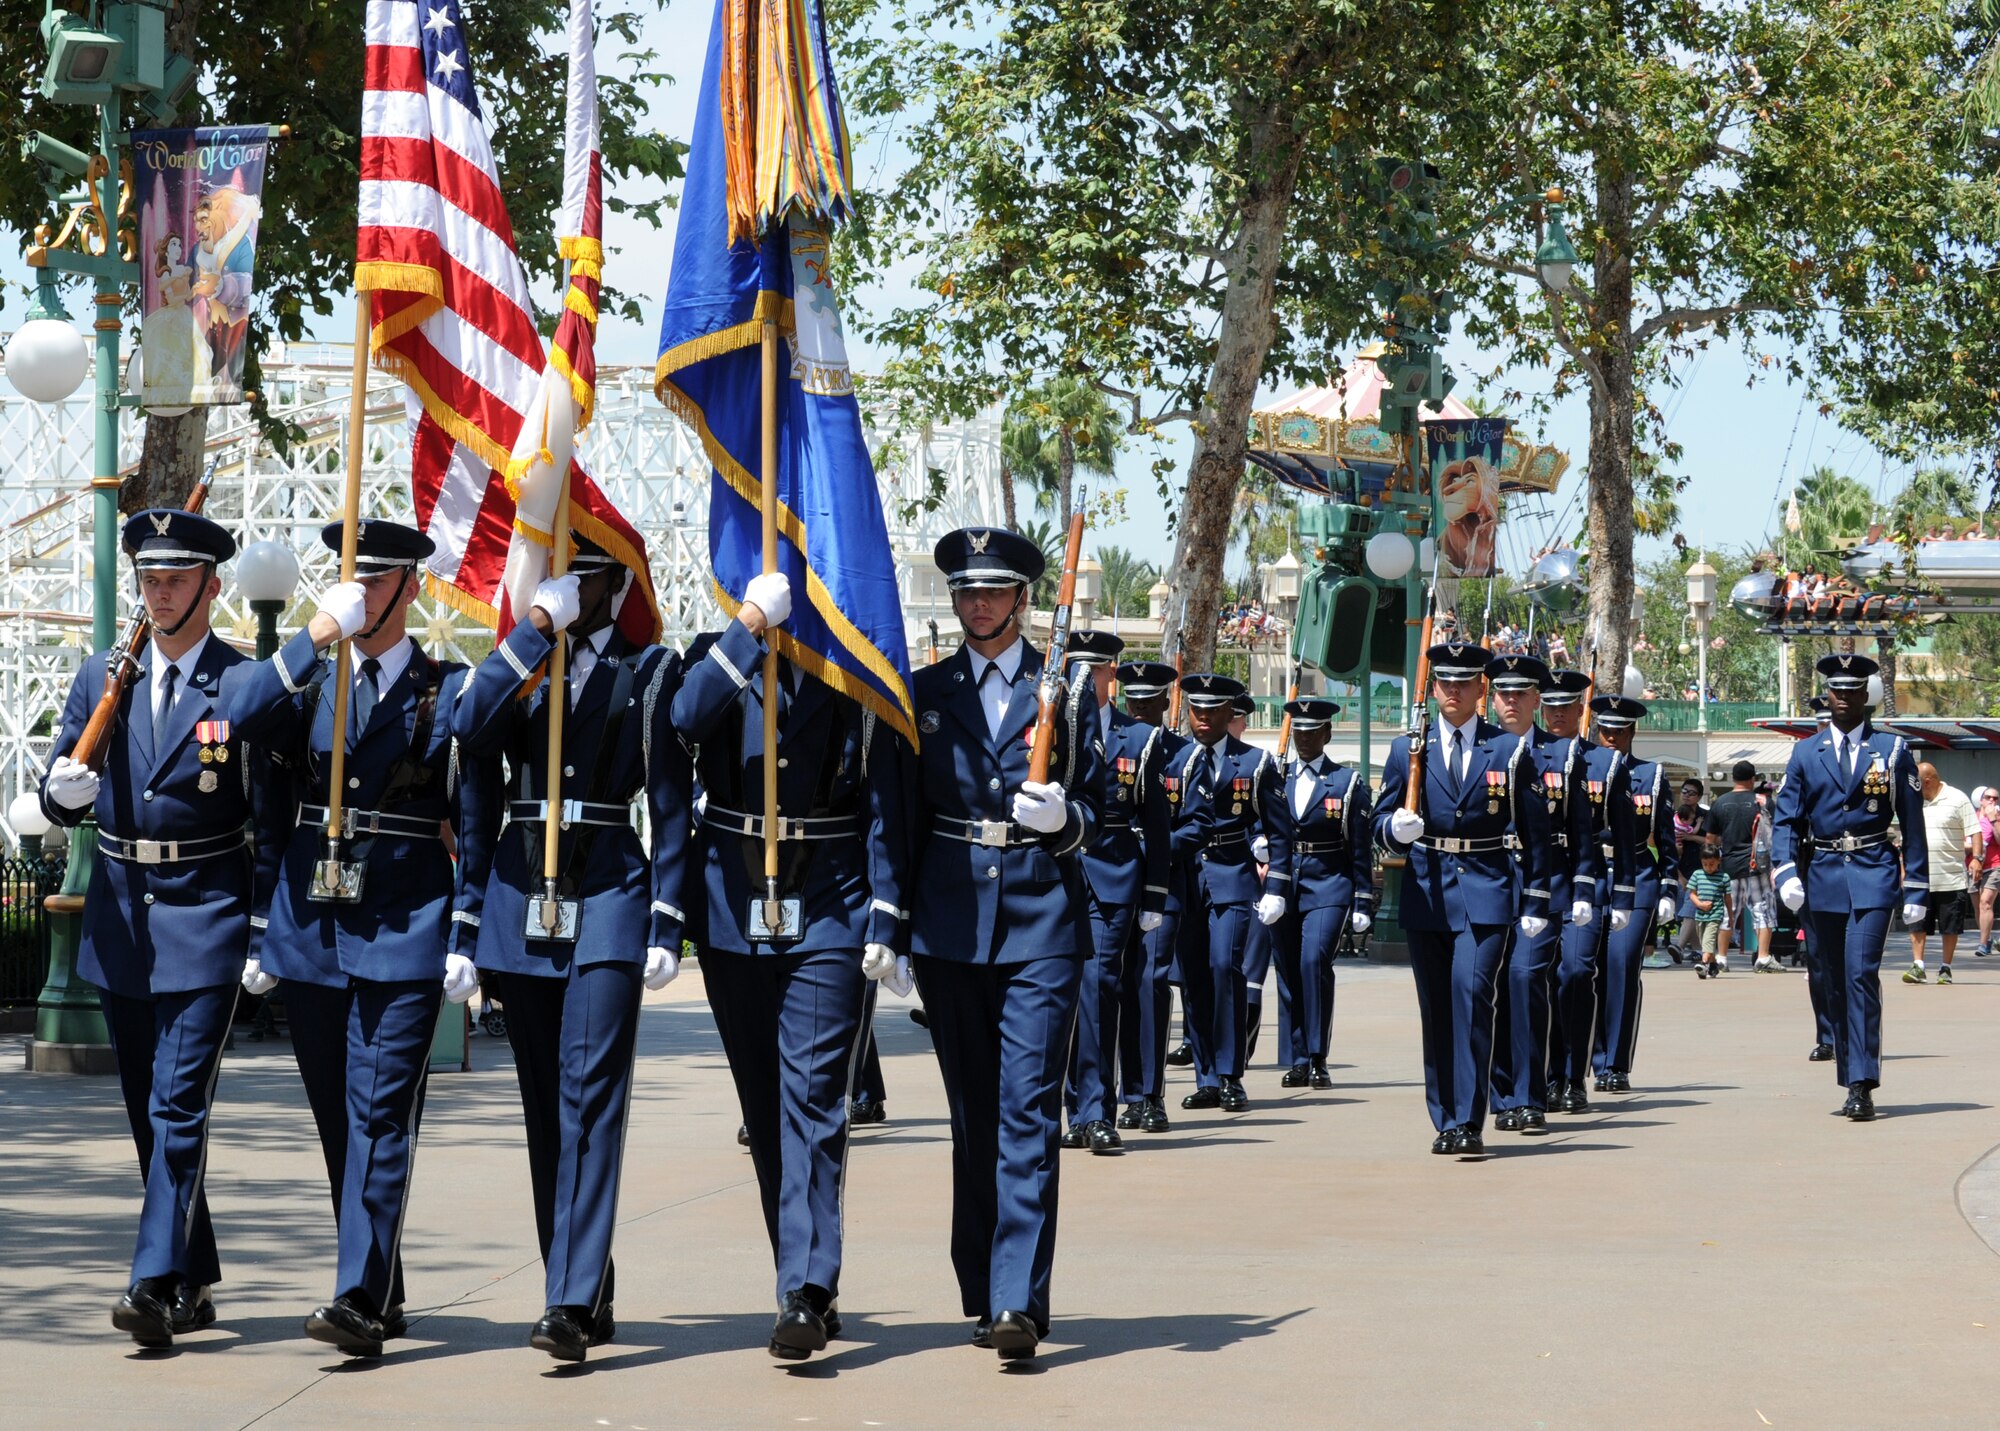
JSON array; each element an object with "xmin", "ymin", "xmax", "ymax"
[
  {"xmin": 674, "ymin": 568, "xmax": 909, "ymax": 1361},
  {"xmin": 1548, "ymin": 677, "xmax": 1637, "ymax": 1113},
  {"xmin": 1059, "ymin": 629, "xmax": 1168, "ymax": 1155},
  {"xmin": 227, "ymin": 519, "xmax": 488, "ymax": 1356},
  {"xmin": 1373, "ymin": 641, "xmax": 1552, "ymax": 1155},
  {"xmin": 1111, "ymin": 661, "xmax": 1211, "ymax": 1134},
  {"xmin": 1274, "ymin": 698, "xmax": 1373, "ymax": 1090},
  {"xmin": 1771, "ymin": 654, "xmax": 1928, "ymax": 1121},
  {"xmin": 903, "ymin": 525, "xmax": 1102, "ymax": 1363},
  {"xmin": 1796, "ymin": 696, "xmax": 1838, "ymax": 1062},
  {"xmin": 40, "ymin": 510, "xmax": 262, "ymax": 1347},
  {"xmin": 451, "ymin": 534, "xmax": 692, "ymax": 1361},
  {"xmin": 1175, "ymin": 673, "xmax": 1289, "ymax": 1113},
  {"xmin": 1229, "ymin": 690, "xmax": 1284, "ymax": 1068},
  {"xmin": 1587, "ymin": 695, "xmax": 1682, "ymax": 1094},
  {"xmin": 1485, "ymin": 659, "xmax": 1602, "ymax": 1132}
]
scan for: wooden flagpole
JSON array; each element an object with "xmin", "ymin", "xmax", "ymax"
[
  {"xmin": 539, "ymin": 454, "xmax": 574, "ymax": 931},
  {"xmin": 759, "ymin": 316, "xmax": 783, "ymax": 933},
  {"xmin": 319, "ymin": 296, "xmax": 371, "ymax": 886}
]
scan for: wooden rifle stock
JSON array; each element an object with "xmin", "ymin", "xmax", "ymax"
[
  {"xmin": 926, "ymin": 617, "xmax": 940, "ymax": 665},
  {"xmin": 72, "ymin": 466, "xmax": 217, "ymax": 773},
  {"xmin": 1028, "ymin": 501, "xmax": 1088, "ymax": 784},
  {"xmin": 1274, "ymin": 662, "xmax": 1303, "ymax": 763},
  {"xmin": 1402, "ymin": 602, "xmax": 1438, "ymax": 814},
  {"xmin": 1167, "ymin": 645, "xmax": 1185, "ymax": 730}
]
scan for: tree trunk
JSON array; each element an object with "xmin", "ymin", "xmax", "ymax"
[
  {"xmin": 1001, "ymin": 459, "xmax": 1019, "ymax": 532},
  {"xmin": 1878, "ymin": 637, "xmax": 1899, "ymax": 716},
  {"xmin": 1583, "ymin": 141, "xmax": 1637, "ymax": 694},
  {"xmin": 1163, "ymin": 102, "xmax": 1304, "ymax": 670},
  {"xmin": 1057, "ymin": 426, "xmax": 1075, "ymax": 519},
  {"xmin": 125, "ymin": 408, "xmax": 211, "ymax": 514}
]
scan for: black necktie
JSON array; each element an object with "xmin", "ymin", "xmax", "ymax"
[
  {"xmin": 157, "ymin": 663, "xmax": 178, "ymax": 725},
  {"xmin": 1447, "ymin": 727, "xmax": 1464, "ymax": 792},
  {"xmin": 354, "ymin": 657, "xmax": 381, "ymax": 735}
]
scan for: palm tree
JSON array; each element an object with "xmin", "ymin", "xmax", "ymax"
[
  {"xmin": 1017, "ymin": 518, "xmax": 1068, "ymax": 605},
  {"xmin": 1782, "ymin": 465, "xmax": 1877, "ymax": 569},
  {"xmin": 1096, "ymin": 544, "xmax": 1158, "ymax": 622},
  {"xmin": 1001, "ymin": 376, "xmax": 1122, "ymax": 521},
  {"xmin": 1888, "ymin": 466, "xmax": 1982, "ymax": 534}
]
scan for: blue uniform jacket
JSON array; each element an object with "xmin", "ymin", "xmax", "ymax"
[
  {"xmin": 1372, "ymin": 720, "xmax": 1552, "ymax": 930},
  {"xmin": 451, "ymin": 620, "xmax": 691, "ymax": 973},
  {"xmin": 1770, "ymin": 722, "xmax": 1928, "ymax": 915},
  {"xmin": 1078, "ymin": 700, "xmax": 1171, "ymax": 916},
  {"xmin": 1150, "ymin": 726, "xmax": 1215, "ymax": 916},
  {"xmin": 1526, "ymin": 727, "xmax": 1607, "ymax": 913},
  {"xmin": 905, "ymin": 641, "xmax": 1103, "ymax": 964},
  {"xmin": 227, "ymin": 629, "xmax": 490, "ymax": 986},
  {"xmin": 41, "ymin": 639, "xmax": 272, "ymax": 996},
  {"xmin": 674, "ymin": 620, "xmax": 910, "ymax": 956},
  {"xmin": 1188, "ymin": 735, "xmax": 1292, "ymax": 909},
  {"xmin": 1573, "ymin": 742, "xmax": 1639, "ymax": 910},
  {"xmin": 1283, "ymin": 759, "xmax": 1375, "ymax": 913},
  {"xmin": 1621, "ymin": 758, "xmax": 1683, "ymax": 904}
]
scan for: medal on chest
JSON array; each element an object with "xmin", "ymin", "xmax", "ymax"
[
  {"xmin": 1542, "ymin": 769, "xmax": 1563, "ymax": 814},
  {"xmin": 1587, "ymin": 778, "xmax": 1604, "ymax": 807},
  {"xmin": 1633, "ymin": 792, "xmax": 1653, "ymax": 817},
  {"xmin": 1115, "ymin": 755, "xmax": 1135, "ymax": 803},
  {"xmin": 1485, "ymin": 768, "xmax": 1506, "ymax": 815},
  {"xmin": 1164, "ymin": 775, "xmax": 1181, "ymax": 806},
  {"xmin": 1230, "ymin": 774, "xmax": 1250, "ymax": 815},
  {"xmin": 1323, "ymin": 794, "xmax": 1340, "ymax": 818},
  {"xmin": 196, "ymin": 720, "xmax": 231, "ymax": 765},
  {"xmin": 198, "ymin": 770, "xmax": 218, "ymax": 793}
]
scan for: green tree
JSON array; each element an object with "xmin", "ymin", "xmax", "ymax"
[
  {"xmin": 1016, "ymin": 517, "xmax": 1069, "ymax": 605},
  {"xmin": 1000, "ymin": 376, "xmax": 1123, "ymax": 521},
  {"xmin": 2, "ymin": 0, "xmax": 684, "ymax": 507},
  {"xmin": 1095, "ymin": 543, "xmax": 1157, "ymax": 622},
  {"xmin": 1630, "ymin": 548, "xmax": 1778, "ymax": 704},
  {"xmin": 1447, "ymin": 0, "xmax": 1997, "ymax": 693},
  {"xmin": 1778, "ymin": 465, "xmax": 1877, "ymax": 571}
]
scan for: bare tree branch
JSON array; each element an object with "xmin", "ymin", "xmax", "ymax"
[{"xmin": 1634, "ymin": 300, "xmax": 1783, "ymax": 345}]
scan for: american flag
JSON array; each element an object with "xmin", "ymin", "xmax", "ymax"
[{"xmin": 356, "ymin": 0, "xmax": 658, "ymax": 642}]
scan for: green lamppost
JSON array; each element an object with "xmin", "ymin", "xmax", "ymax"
[{"xmin": 9, "ymin": 0, "xmax": 193, "ymax": 1071}]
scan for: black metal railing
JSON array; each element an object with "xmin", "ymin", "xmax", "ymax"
[{"xmin": 0, "ymin": 851, "xmax": 68, "ymax": 1010}]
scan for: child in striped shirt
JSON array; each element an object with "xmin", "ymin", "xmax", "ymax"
[{"xmin": 1688, "ymin": 845, "xmax": 1732, "ymax": 979}]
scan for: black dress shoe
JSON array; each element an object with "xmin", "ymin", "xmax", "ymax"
[
  {"xmin": 1456, "ymin": 1129, "xmax": 1485, "ymax": 1155},
  {"xmin": 1493, "ymin": 1108, "xmax": 1523, "ymax": 1133},
  {"xmin": 849, "ymin": 1092, "xmax": 887, "ymax": 1125},
  {"xmin": 1087, "ymin": 1120, "xmax": 1124, "ymax": 1154},
  {"xmin": 1281, "ymin": 1061, "xmax": 1310, "ymax": 1088},
  {"xmin": 381, "ymin": 1304, "xmax": 408, "ymax": 1340},
  {"xmin": 1140, "ymin": 1096, "xmax": 1170, "ymax": 1133},
  {"xmin": 1218, "ymin": 1079, "xmax": 1248, "ymax": 1112},
  {"xmin": 1521, "ymin": 1107, "xmax": 1547, "ymax": 1132},
  {"xmin": 591, "ymin": 1303, "xmax": 616, "ymax": 1346},
  {"xmin": 1593, "ymin": 1072, "xmax": 1613, "ymax": 1093},
  {"xmin": 305, "ymin": 1296, "xmax": 385, "ymax": 1357},
  {"xmin": 1059, "ymin": 1123, "xmax": 1088, "ymax": 1150},
  {"xmin": 1308, "ymin": 1060, "xmax": 1333, "ymax": 1090},
  {"xmin": 170, "ymin": 1282, "xmax": 215, "ymax": 1335},
  {"xmin": 1609, "ymin": 1072, "xmax": 1633, "ymax": 1093},
  {"xmin": 1115, "ymin": 1103, "xmax": 1142, "ymax": 1130},
  {"xmin": 736, "ymin": 1123, "xmax": 750, "ymax": 1148},
  {"xmin": 1843, "ymin": 1086, "xmax": 1877, "ymax": 1121},
  {"xmin": 1809, "ymin": 1043, "xmax": 1835, "ymax": 1062},
  {"xmin": 1181, "ymin": 1086, "xmax": 1222, "ymax": 1110},
  {"xmin": 989, "ymin": 1309, "xmax": 1040, "ymax": 1362},
  {"xmin": 1431, "ymin": 1130, "xmax": 1456, "ymax": 1155},
  {"xmin": 909, "ymin": 1006, "xmax": 930, "ymax": 1029},
  {"xmin": 113, "ymin": 1280, "xmax": 175, "ymax": 1348},
  {"xmin": 530, "ymin": 1305, "xmax": 592, "ymax": 1362},
  {"xmin": 971, "ymin": 1316, "xmax": 994, "ymax": 1348},
  {"xmin": 769, "ymin": 1290, "xmax": 829, "ymax": 1361},
  {"xmin": 1165, "ymin": 1041, "xmax": 1194, "ymax": 1067},
  {"xmin": 1560, "ymin": 1085, "xmax": 1590, "ymax": 1114}
]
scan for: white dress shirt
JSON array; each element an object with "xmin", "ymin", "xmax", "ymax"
[
  {"xmin": 150, "ymin": 633, "xmax": 211, "ymax": 724},
  {"xmin": 567, "ymin": 625, "xmax": 614, "ymax": 708},
  {"xmin": 968, "ymin": 638, "xmax": 1025, "ymax": 742},
  {"xmin": 1291, "ymin": 756, "xmax": 1325, "ymax": 819},
  {"xmin": 353, "ymin": 636, "xmax": 414, "ymax": 701}
]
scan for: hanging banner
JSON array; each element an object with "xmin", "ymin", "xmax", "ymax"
[
  {"xmin": 1424, "ymin": 416, "xmax": 1509, "ymax": 579},
  {"xmin": 133, "ymin": 126, "xmax": 273, "ymax": 407}
]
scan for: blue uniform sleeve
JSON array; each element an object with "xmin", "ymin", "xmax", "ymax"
[
  {"xmin": 226, "ymin": 628, "xmax": 323, "ymax": 743},
  {"xmin": 669, "ymin": 621, "xmax": 759, "ymax": 743},
  {"xmin": 39, "ymin": 655, "xmax": 102, "ymax": 829},
  {"xmin": 1567, "ymin": 745, "xmax": 1602, "ymax": 900},
  {"xmin": 1166, "ymin": 743, "xmax": 1214, "ymax": 862},
  {"xmin": 1255, "ymin": 751, "xmax": 1294, "ymax": 903},
  {"xmin": 1510, "ymin": 739, "xmax": 1552, "ymax": 917},
  {"xmin": 1373, "ymin": 738, "xmax": 1413, "ymax": 853},
  {"xmin": 1650, "ymin": 770, "xmax": 1681, "ymax": 899},
  {"xmin": 1137, "ymin": 730, "xmax": 1171, "ymax": 915},
  {"xmin": 643, "ymin": 650, "xmax": 693, "ymax": 951},
  {"xmin": 1346, "ymin": 768, "xmax": 1375, "ymax": 909},
  {"xmin": 1045, "ymin": 684, "xmax": 1100, "ymax": 857},
  {"xmin": 1893, "ymin": 740, "xmax": 1928, "ymax": 906},
  {"xmin": 863, "ymin": 712, "xmax": 911, "ymax": 952},
  {"xmin": 1770, "ymin": 753, "xmax": 1805, "ymax": 883},
  {"xmin": 451, "ymin": 620, "xmax": 552, "ymax": 756},
  {"xmin": 442, "ymin": 668, "xmax": 496, "ymax": 959},
  {"xmin": 1607, "ymin": 756, "xmax": 1638, "ymax": 910}
]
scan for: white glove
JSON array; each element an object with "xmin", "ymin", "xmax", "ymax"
[
  {"xmin": 442, "ymin": 953, "xmax": 479, "ymax": 1004},
  {"xmin": 643, "ymin": 945, "xmax": 680, "ymax": 990},
  {"xmin": 1778, "ymin": 877, "xmax": 1805, "ymax": 911},
  {"xmin": 1011, "ymin": 780, "xmax": 1068, "ymax": 834},
  {"xmin": 1138, "ymin": 911, "xmax": 1164, "ymax": 933},
  {"xmin": 44, "ymin": 755, "xmax": 99, "ymax": 811},
  {"xmin": 1519, "ymin": 915, "xmax": 1549, "ymax": 938},
  {"xmin": 315, "ymin": 581, "xmax": 368, "ymax": 640},
  {"xmin": 240, "ymin": 958, "xmax": 278, "ymax": 996},
  {"xmin": 1254, "ymin": 893, "xmax": 1286, "ymax": 926},
  {"xmin": 1609, "ymin": 908, "xmax": 1632, "ymax": 931},
  {"xmin": 1656, "ymin": 896, "xmax": 1677, "ymax": 924},
  {"xmin": 1569, "ymin": 900, "xmax": 1594, "ymax": 928},
  {"xmin": 862, "ymin": 942, "xmax": 898, "ymax": 980},
  {"xmin": 1350, "ymin": 910, "xmax": 1373, "ymax": 934},
  {"xmin": 531, "ymin": 574, "xmax": 581, "ymax": 632},
  {"xmin": 1250, "ymin": 835, "xmax": 1271, "ymax": 863},
  {"xmin": 1902, "ymin": 902, "xmax": 1927, "ymax": 927},
  {"xmin": 742, "ymin": 571, "xmax": 792, "ymax": 628},
  {"xmin": 1389, "ymin": 808, "xmax": 1425, "ymax": 844},
  {"xmin": 884, "ymin": 955, "xmax": 915, "ymax": 998}
]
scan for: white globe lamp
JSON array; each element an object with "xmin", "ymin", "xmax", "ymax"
[{"xmin": 1363, "ymin": 531, "xmax": 1415, "ymax": 582}]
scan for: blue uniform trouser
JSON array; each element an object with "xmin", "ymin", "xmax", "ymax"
[
  {"xmin": 1278, "ymin": 905, "xmax": 1347, "ymax": 1061},
  {"xmin": 912, "ymin": 953, "xmax": 1081, "ymax": 1331},
  {"xmin": 704, "ymin": 946, "xmax": 869, "ymax": 1302},
  {"xmin": 855, "ymin": 1021, "xmax": 887, "ymax": 1104},
  {"xmin": 1407, "ymin": 924, "xmax": 1508, "ymax": 1133},
  {"xmin": 1800, "ymin": 908, "xmax": 1836, "ymax": 1048},
  {"xmin": 1553, "ymin": 911, "xmax": 1601, "ymax": 1087},
  {"xmin": 100, "ymin": 984, "xmax": 236, "ymax": 1288},
  {"xmin": 1067, "ymin": 892, "xmax": 1133, "ymax": 1125},
  {"xmin": 1593, "ymin": 878, "xmax": 1658, "ymax": 1076},
  {"xmin": 1807, "ymin": 906, "xmax": 1892, "ymax": 1087},
  {"xmin": 1182, "ymin": 901, "xmax": 1249, "ymax": 1086},
  {"xmin": 1492, "ymin": 918, "xmax": 1561, "ymax": 1111},
  {"xmin": 1242, "ymin": 914, "xmax": 1274, "ymax": 1062},
  {"xmin": 1118, "ymin": 912, "xmax": 1176, "ymax": 1103},
  {"xmin": 495, "ymin": 962, "xmax": 641, "ymax": 1315},
  {"xmin": 285, "ymin": 978, "xmax": 441, "ymax": 1314}
]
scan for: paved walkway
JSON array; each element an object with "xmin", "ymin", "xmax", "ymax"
[{"xmin": 3, "ymin": 947, "xmax": 1999, "ymax": 1429}]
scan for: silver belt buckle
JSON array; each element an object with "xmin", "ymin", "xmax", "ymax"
[
  {"xmin": 977, "ymin": 819, "xmax": 1010, "ymax": 847},
  {"xmin": 134, "ymin": 838, "xmax": 164, "ymax": 866},
  {"xmin": 778, "ymin": 817, "xmax": 806, "ymax": 841},
  {"xmin": 559, "ymin": 798, "xmax": 582, "ymax": 829}
]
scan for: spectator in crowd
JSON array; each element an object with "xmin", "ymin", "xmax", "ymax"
[
  {"xmin": 1671, "ymin": 778, "xmax": 1711, "ymax": 961},
  {"xmin": 1906, "ymin": 763, "xmax": 1981, "ymax": 985},
  {"xmin": 1688, "ymin": 845, "xmax": 1732, "ymax": 980},
  {"xmin": 1973, "ymin": 787, "xmax": 2000, "ymax": 958},
  {"xmin": 1705, "ymin": 761, "xmax": 1780, "ymax": 972}
]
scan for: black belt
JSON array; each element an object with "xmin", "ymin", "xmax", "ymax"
[
  {"xmin": 1814, "ymin": 831, "xmax": 1889, "ymax": 853},
  {"xmin": 300, "ymin": 803, "xmax": 442, "ymax": 840},
  {"xmin": 1294, "ymin": 839, "xmax": 1350, "ymax": 855},
  {"xmin": 98, "ymin": 829, "xmax": 247, "ymax": 866},
  {"xmin": 702, "ymin": 806, "xmax": 861, "ymax": 842},
  {"xmin": 508, "ymin": 799, "xmax": 633, "ymax": 829},
  {"xmin": 1420, "ymin": 835, "xmax": 1511, "ymax": 854},
  {"xmin": 1209, "ymin": 829, "xmax": 1251, "ymax": 847},
  {"xmin": 1098, "ymin": 819, "xmax": 1133, "ymax": 833},
  {"xmin": 936, "ymin": 816, "xmax": 1040, "ymax": 849},
  {"xmin": 1602, "ymin": 844, "xmax": 1656, "ymax": 860}
]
